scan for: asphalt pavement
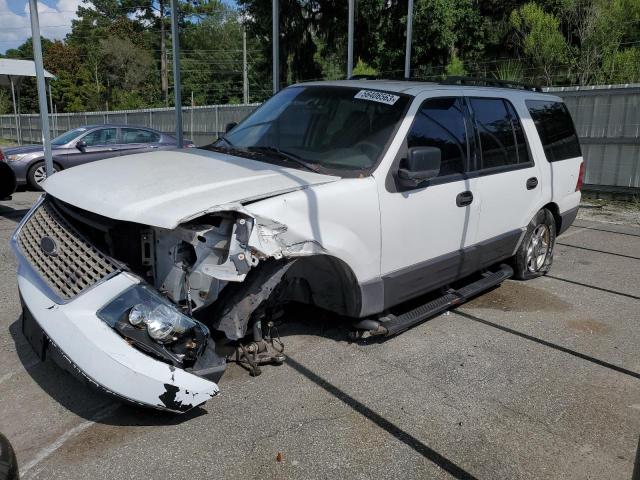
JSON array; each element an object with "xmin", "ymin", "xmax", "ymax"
[{"xmin": 1, "ymin": 191, "xmax": 638, "ymax": 480}]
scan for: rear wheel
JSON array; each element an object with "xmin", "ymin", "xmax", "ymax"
[
  {"xmin": 27, "ymin": 161, "xmax": 59, "ymax": 191},
  {"xmin": 513, "ymin": 208, "xmax": 556, "ymax": 280}
]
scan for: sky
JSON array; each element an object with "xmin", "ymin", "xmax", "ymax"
[
  {"xmin": 0, "ymin": 0, "xmax": 86, "ymax": 53},
  {"xmin": 0, "ymin": 0, "xmax": 238, "ymax": 54}
]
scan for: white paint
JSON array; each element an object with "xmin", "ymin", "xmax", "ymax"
[
  {"xmin": 43, "ymin": 148, "xmax": 338, "ymax": 229},
  {"xmin": 20, "ymin": 403, "xmax": 119, "ymax": 478},
  {"xmin": 18, "ymin": 269, "xmax": 219, "ymax": 411}
]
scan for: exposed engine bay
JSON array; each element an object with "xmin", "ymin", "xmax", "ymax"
[{"xmin": 47, "ymin": 196, "xmax": 319, "ymax": 379}]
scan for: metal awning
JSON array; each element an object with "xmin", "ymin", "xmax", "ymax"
[
  {"xmin": 0, "ymin": 58, "xmax": 55, "ymax": 85},
  {"xmin": 0, "ymin": 59, "xmax": 56, "ymax": 146}
]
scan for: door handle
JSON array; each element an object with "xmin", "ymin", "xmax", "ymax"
[
  {"xmin": 456, "ymin": 191, "xmax": 473, "ymax": 207},
  {"xmin": 526, "ymin": 177, "xmax": 538, "ymax": 190}
]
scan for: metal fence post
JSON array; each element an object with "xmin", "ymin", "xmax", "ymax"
[{"xmin": 28, "ymin": 0, "xmax": 53, "ymax": 176}]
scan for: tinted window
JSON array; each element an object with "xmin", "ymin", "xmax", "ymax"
[
  {"xmin": 222, "ymin": 86, "xmax": 410, "ymax": 171},
  {"xmin": 526, "ymin": 100, "xmax": 581, "ymax": 162},
  {"xmin": 82, "ymin": 128, "xmax": 117, "ymax": 146},
  {"xmin": 122, "ymin": 128, "xmax": 161, "ymax": 144},
  {"xmin": 470, "ymin": 98, "xmax": 529, "ymax": 169},
  {"xmin": 407, "ymin": 97, "xmax": 468, "ymax": 176}
]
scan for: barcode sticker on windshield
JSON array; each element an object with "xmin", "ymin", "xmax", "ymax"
[{"xmin": 354, "ymin": 90, "xmax": 400, "ymax": 105}]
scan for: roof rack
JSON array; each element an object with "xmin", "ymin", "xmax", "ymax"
[
  {"xmin": 438, "ymin": 76, "xmax": 543, "ymax": 92},
  {"xmin": 346, "ymin": 74, "xmax": 543, "ymax": 92}
]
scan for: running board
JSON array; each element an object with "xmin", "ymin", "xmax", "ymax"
[{"xmin": 351, "ymin": 264, "xmax": 513, "ymax": 339}]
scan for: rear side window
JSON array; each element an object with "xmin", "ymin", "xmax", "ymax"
[
  {"xmin": 407, "ymin": 97, "xmax": 468, "ymax": 176},
  {"xmin": 122, "ymin": 128, "xmax": 161, "ymax": 144},
  {"xmin": 526, "ymin": 100, "xmax": 581, "ymax": 162},
  {"xmin": 469, "ymin": 97, "xmax": 530, "ymax": 170}
]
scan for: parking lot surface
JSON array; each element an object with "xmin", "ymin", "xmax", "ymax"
[{"xmin": 1, "ymin": 192, "xmax": 639, "ymax": 480}]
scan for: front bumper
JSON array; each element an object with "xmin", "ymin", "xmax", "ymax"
[{"xmin": 17, "ymin": 265, "xmax": 220, "ymax": 413}]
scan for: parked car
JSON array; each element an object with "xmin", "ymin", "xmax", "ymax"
[
  {"xmin": 11, "ymin": 79, "xmax": 582, "ymax": 412},
  {"xmin": 0, "ymin": 153, "xmax": 17, "ymax": 199},
  {"xmin": 2, "ymin": 125, "xmax": 194, "ymax": 190}
]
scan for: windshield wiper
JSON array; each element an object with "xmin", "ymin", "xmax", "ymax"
[{"xmin": 247, "ymin": 146, "xmax": 320, "ymax": 173}]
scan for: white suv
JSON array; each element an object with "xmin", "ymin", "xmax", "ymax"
[{"xmin": 12, "ymin": 79, "xmax": 583, "ymax": 412}]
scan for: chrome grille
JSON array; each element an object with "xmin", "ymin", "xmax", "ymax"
[{"xmin": 17, "ymin": 199, "xmax": 119, "ymax": 300}]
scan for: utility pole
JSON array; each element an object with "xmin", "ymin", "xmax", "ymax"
[
  {"xmin": 243, "ymin": 24, "xmax": 249, "ymax": 104},
  {"xmin": 160, "ymin": 0, "xmax": 168, "ymax": 107},
  {"xmin": 272, "ymin": 0, "xmax": 279, "ymax": 94},
  {"xmin": 170, "ymin": 0, "xmax": 183, "ymax": 147},
  {"xmin": 347, "ymin": 0, "xmax": 354, "ymax": 78},
  {"xmin": 28, "ymin": 0, "xmax": 53, "ymax": 177},
  {"xmin": 404, "ymin": 0, "xmax": 414, "ymax": 79}
]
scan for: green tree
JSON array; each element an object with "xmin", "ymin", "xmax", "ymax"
[{"xmin": 510, "ymin": 3, "xmax": 569, "ymax": 85}]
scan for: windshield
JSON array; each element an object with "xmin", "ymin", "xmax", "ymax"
[
  {"xmin": 52, "ymin": 127, "xmax": 89, "ymax": 146},
  {"xmin": 218, "ymin": 86, "xmax": 410, "ymax": 173}
]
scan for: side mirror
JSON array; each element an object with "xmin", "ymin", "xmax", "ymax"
[
  {"xmin": 76, "ymin": 140, "xmax": 87, "ymax": 152},
  {"xmin": 225, "ymin": 122, "xmax": 237, "ymax": 134},
  {"xmin": 397, "ymin": 146, "xmax": 441, "ymax": 189}
]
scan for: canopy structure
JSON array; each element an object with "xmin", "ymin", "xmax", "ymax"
[{"xmin": 0, "ymin": 59, "xmax": 56, "ymax": 145}]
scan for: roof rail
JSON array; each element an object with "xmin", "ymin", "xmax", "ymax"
[
  {"xmin": 431, "ymin": 76, "xmax": 542, "ymax": 92},
  {"xmin": 346, "ymin": 74, "xmax": 543, "ymax": 92}
]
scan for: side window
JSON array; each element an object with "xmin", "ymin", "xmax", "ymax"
[
  {"xmin": 122, "ymin": 128, "xmax": 161, "ymax": 144},
  {"xmin": 526, "ymin": 100, "xmax": 582, "ymax": 162},
  {"xmin": 469, "ymin": 98, "xmax": 529, "ymax": 169},
  {"xmin": 82, "ymin": 128, "xmax": 117, "ymax": 146},
  {"xmin": 407, "ymin": 97, "xmax": 468, "ymax": 176}
]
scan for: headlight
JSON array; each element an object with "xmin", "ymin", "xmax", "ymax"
[
  {"xmin": 144, "ymin": 304, "xmax": 195, "ymax": 342},
  {"xmin": 98, "ymin": 284, "xmax": 208, "ymax": 345},
  {"xmin": 6, "ymin": 154, "xmax": 27, "ymax": 162}
]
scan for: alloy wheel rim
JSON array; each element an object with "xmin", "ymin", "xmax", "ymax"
[
  {"xmin": 526, "ymin": 224, "xmax": 550, "ymax": 272},
  {"xmin": 34, "ymin": 165, "xmax": 56, "ymax": 185}
]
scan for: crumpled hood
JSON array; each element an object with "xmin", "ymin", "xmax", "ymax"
[{"xmin": 43, "ymin": 148, "xmax": 338, "ymax": 229}]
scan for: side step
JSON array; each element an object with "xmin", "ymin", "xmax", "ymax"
[{"xmin": 351, "ymin": 264, "xmax": 513, "ymax": 339}]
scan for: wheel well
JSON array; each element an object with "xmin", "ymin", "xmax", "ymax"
[
  {"xmin": 541, "ymin": 202, "xmax": 562, "ymax": 233},
  {"xmin": 28, "ymin": 159, "xmax": 63, "ymax": 174},
  {"xmin": 285, "ymin": 255, "xmax": 361, "ymax": 317}
]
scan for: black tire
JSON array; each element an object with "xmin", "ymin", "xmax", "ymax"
[
  {"xmin": 27, "ymin": 161, "xmax": 59, "ymax": 191},
  {"xmin": 513, "ymin": 208, "xmax": 556, "ymax": 280}
]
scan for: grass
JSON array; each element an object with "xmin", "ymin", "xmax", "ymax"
[{"xmin": 0, "ymin": 138, "xmax": 17, "ymax": 147}]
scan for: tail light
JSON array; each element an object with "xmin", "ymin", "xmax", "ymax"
[
  {"xmin": 0, "ymin": 149, "xmax": 4, "ymax": 162},
  {"xmin": 575, "ymin": 161, "xmax": 585, "ymax": 191}
]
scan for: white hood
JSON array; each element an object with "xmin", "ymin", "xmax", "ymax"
[{"xmin": 44, "ymin": 149, "xmax": 338, "ymax": 229}]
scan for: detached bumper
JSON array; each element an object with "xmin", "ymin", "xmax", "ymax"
[{"xmin": 18, "ymin": 267, "xmax": 219, "ymax": 412}]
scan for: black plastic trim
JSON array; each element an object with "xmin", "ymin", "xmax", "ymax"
[
  {"xmin": 381, "ymin": 229, "xmax": 523, "ymax": 309},
  {"xmin": 558, "ymin": 206, "xmax": 579, "ymax": 236}
]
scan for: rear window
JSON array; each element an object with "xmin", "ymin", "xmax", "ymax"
[{"xmin": 526, "ymin": 100, "xmax": 581, "ymax": 162}]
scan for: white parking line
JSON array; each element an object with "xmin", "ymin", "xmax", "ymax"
[{"xmin": 21, "ymin": 403, "xmax": 119, "ymax": 478}]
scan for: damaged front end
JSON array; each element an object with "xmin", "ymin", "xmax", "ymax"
[{"xmin": 12, "ymin": 195, "xmax": 300, "ymax": 412}]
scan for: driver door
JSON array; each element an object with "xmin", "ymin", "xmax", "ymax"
[
  {"xmin": 377, "ymin": 92, "xmax": 480, "ymax": 309},
  {"xmin": 61, "ymin": 127, "xmax": 120, "ymax": 167}
]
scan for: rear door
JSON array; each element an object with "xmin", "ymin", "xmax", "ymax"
[
  {"xmin": 464, "ymin": 95, "xmax": 543, "ymax": 266},
  {"xmin": 117, "ymin": 128, "xmax": 162, "ymax": 156}
]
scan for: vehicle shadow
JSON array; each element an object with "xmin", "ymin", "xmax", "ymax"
[
  {"xmin": 0, "ymin": 203, "xmax": 29, "ymax": 222},
  {"xmin": 8, "ymin": 317, "xmax": 206, "ymax": 427}
]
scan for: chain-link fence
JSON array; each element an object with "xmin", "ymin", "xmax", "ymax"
[{"xmin": 0, "ymin": 103, "xmax": 260, "ymax": 147}]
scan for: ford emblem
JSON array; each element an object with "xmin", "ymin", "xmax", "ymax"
[{"xmin": 40, "ymin": 236, "xmax": 58, "ymax": 257}]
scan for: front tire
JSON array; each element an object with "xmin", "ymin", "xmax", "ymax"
[
  {"xmin": 513, "ymin": 208, "xmax": 556, "ymax": 280},
  {"xmin": 27, "ymin": 161, "xmax": 59, "ymax": 191}
]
